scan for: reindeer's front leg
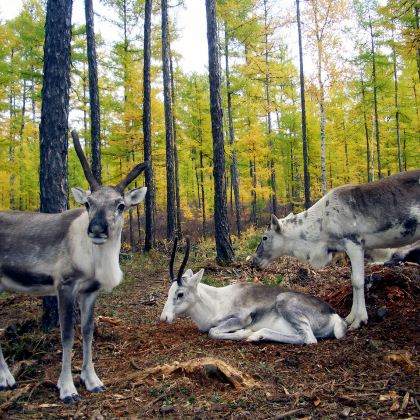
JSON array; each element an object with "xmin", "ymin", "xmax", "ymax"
[
  {"xmin": 79, "ymin": 287, "xmax": 105, "ymax": 393},
  {"xmin": 208, "ymin": 313, "xmax": 254, "ymax": 340},
  {"xmin": 57, "ymin": 283, "xmax": 80, "ymax": 403},
  {"xmin": 0, "ymin": 344, "xmax": 16, "ymax": 391},
  {"xmin": 345, "ymin": 240, "xmax": 368, "ymax": 329}
]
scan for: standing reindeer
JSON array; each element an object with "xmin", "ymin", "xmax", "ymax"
[
  {"xmin": 252, "ymin": 170, "xmax": 420, "ymax": 329},
  {"xmin": 161, "ymin": 237, "xmax": 347, "ymax": 344},
  {"xmin": 0, "ymin": 130, "xmax": 147, "ymax": 403}
]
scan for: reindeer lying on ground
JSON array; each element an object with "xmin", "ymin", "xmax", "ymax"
[
  {"xmin": 161, "ymin": 237, "xmax": 347, "ymax": 344},
  {"xmin": 0, "ymin": 130, "xmax": 147, "ymax": 403},
  {"xmin": 253, "ymin": 170, "xmax": 420, "ymax": 329}
]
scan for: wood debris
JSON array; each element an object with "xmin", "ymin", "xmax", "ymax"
[{"xmin": 126, "ymin": 357, "xmax": 260, "ymax": 390}]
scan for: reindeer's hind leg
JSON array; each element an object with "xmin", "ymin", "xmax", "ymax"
[
  {"xmin": 57, "ymin": 283, "xmax": 80, "ymax": 403},
  {"xmin": 79, "ymin": 287, "xmax": 105, "ymax": 393},
  {"xmin": 0, "ymin": 343, "xmax": 16, "ymax": 391}
]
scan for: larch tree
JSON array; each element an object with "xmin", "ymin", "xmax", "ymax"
[
  {"xmin": 84, "ymin": 0, "xmax": 101, "ymax": 182},
  {"xmin": 296, "ymin": 0, "xmax": 310, "ymax": 208},
  {"xmin": 39, "ymin": 0, "xmax": 72, "ymax": 331},
  {"xmin": 205, "ymin": 0, "xmax": 234, "ymax": 263},
  {"xmin": 224, "ymin": 21, "xmax": 241, "ymax": 237},
  {"xmin": 306, "ymin": 0, "xmax": 344, "ymax": 195},
  {"xmin": 161, "ymin": 0, "xmax": 176, "ymax": 241},
  {"xmin": 143, "ymin": 0, "xmax": 155, "ymax": 251},
  {"xmin": 263, "ymin": 0, "xmax": 277, "ymax": 214}
]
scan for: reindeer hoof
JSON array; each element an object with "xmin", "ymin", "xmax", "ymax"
[
  {"xmin": 0, "ymin": 383, "xmax": 17, "ymax": 391},
  {"xmin": 91, "ymin": 385, "xmax": 106, "ymax": 393},
  {"xmin": 62, "ymin": 394, "xmax": 81, "ymax": 404}
]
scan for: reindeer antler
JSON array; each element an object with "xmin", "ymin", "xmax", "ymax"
[
  {"xmin": 115, "ymin": 160, "xmax": 150, "ymax": 192},
  {"xmin": 71, "ymin": 130, "xmax": 100, "ymax": 191},
  {"xmin": 169, "ymin": 236, "xmax": 190, "ymax": 286}
]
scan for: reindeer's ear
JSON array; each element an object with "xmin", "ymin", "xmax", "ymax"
[
  {"xmin": 125, "ymin": 187, "xmax": 147, "ymax": 206},
  {"xmin": 270, "ymin": 214, "xmax": 282, "ymax": 233},
  {"xmin": 183, "ymin": 269, "xmax": 194, "ymax": 278},
  {"xmin": 187, "ymin": 269, "xmax": 204, "ymax": 288},
  {"xmin": 71, "ymin": 187, "xmax": 90, "ymax": 204}
]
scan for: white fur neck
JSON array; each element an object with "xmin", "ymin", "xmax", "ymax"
[
  {"xmin": 92, "ymin": 232, "xmax": 123, "ymax": 292},
  {"xmin": 70, "ymin": 212, "xmax": 123, "ymax": 292},
  {"xmin": 187, "ymin": 284, "xmax": 223, "ymax": 332}
]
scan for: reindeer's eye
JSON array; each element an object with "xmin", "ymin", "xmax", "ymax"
[
  {"xmin": 177, "ymin": 292, "xmax": 184, "ymax": 299},
  {"xmin": 263, "ymin": 236, "xmax": 268, "ymax": 241},
  {"xmin": 117, "ymin": 203, "xmax": 126, "ymax": 212}
]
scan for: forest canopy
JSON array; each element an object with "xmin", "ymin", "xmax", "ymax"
[{"xmin": 0, "ymin": 0, "xmax": 419, "ymax": 238}]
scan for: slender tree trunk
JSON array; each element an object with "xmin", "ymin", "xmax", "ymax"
[
  {"xmin": 85, "ymin": 0, "xmax": 101, "ymax": 183},
  {"xmin": 224, "ymin": 22, "xmax": 241, "ymax": 237},
  {"xmin": 169, "ymin": 41, "xmax": 182, "ymax": 239},
  {"xmin": 143, "ymin": 0, "xmax": 155, "ymax": 251},
  {"xmin": 161, "ymin": 0, "xmax": 176, "ymax": 241},
  {"xmin": 200, "ymin": 151, "xmax": 206, "ymax": 238},
  {"xmin": 129, "ymin": 207, "xmax": 135, "ymax": 251},
  {"xmin": 296, "ymin": 0, "xmax": 310, "ymax": 208},
  {"xmin": 82, "ymin": 60, "xmax": 89, "ymax": 156},
  {"xmin": 205, "ymin": 0, "xmax": 233, "ymax": 263},
  {"xmin": 136, "ymin": 205, "xmax": 142, "ymax": 249},
  {"xmin": 263, "ymin": 0, "xmax": 277, "ymax": 213},
  {"xmin": 31, "ymin": 67, "xmax": 37, "ymax": 123},
  {"xmin": 415, "ymin": 5, "xmax": 420, "ymax": 82},
  {"xmin": 311, "ymin": 1, "xmax": 327, "ymax": 195},
  {"xmin": 369, "ymin": 12, "xmax": 381, "ymax": 178},
  {"xmin": 343, "ymin": 121, "xmax": 349, "ymax": 182},
  {"xmin": 391, "ymin": 32, "xmax": 402, "ymax": 172},
  {"xmin": 9, "ymin": 82, "xmax": 16, "ymax": 210},
  {"xmin": 39, "ymin": 0, "xmax": 72, "ymax": 331},
  {"xmin": 361, "ymin": 76, "xmax": 371, "ymax": 182}
]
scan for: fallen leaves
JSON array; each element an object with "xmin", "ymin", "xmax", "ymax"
[{"xmin": 383, "ymin": 350, "xmax": 416, "ymax": 373}]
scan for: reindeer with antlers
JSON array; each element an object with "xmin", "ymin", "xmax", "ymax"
[
  {"xmin": 0, "ymin": 130, "xmax": 147, "ymax": 403},
  {"xmin": 161, "ymin": 237, "xmax": 347, "ymax": 344}
]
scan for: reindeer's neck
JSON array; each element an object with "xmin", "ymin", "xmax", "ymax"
[
  {"xmin": 92, "ymin": 232, "xmax": 123, "ymax": 292},
  {"xmin": 187, "ymin": 283, "xmax": 225, "ymax": 332},
  {"xmin": 283, "ymin": 198, "xmax": 326, "ymax": 241}
]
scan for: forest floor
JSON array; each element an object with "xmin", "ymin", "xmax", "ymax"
[{"xmin": 0, "ymin": 234, "xmax": 419, "ymax": 419}]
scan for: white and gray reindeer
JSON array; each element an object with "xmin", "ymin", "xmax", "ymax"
[
  {"xmin": 0, "ymin": 130, "xmax": 147, "ymax": 403},
  {"xmin": 161, "ymin": 237, "xmax": 347, "ymax": 344},
  {"xmin": 253, "ymin": 170, "xmax": 420, "ymax": 329}
]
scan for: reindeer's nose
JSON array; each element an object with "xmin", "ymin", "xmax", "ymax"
[{"xmin": 89, "ymin": 222, "xmax": 107, "ymax": 235}]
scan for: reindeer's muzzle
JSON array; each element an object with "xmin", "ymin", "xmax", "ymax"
[{"xmin": 88, "ymin": 219, "xmax": 108, "ymax": 245}]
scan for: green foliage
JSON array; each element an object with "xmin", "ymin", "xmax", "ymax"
[{"xmin": 0, "ymin": 0, "xmax": 418, "ymax": 237}]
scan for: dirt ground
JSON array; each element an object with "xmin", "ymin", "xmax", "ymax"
[{"xmin": 0, "ymin": 247, "xmax": 419, "ymax": 419}]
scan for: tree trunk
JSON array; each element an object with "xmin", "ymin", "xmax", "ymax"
[
  {"xmin": 369, "ymin": 12, "xmax": 381, "ymax": 178},
  {"xmin": 161, "ymin": 0, "xmax": 176, "ymax": 241},
  {"xmin": 39, "ymin": 0, "xmax": 73, "ymax": 332},
  {"xmin": 169, "ymin": 41, "xmax": 182, "ymax": 240},
  {"xmin": 415, "ymin": 5, "xmax": 420, "ymax": 82},
  {"xmin": 224, "ymin": 22, "xmax": 241, "ymax": 237},
  {"xmin": 391, "ymin": 32, "xmax": 402, "ymax": 172},
  {"xmin": 311, "ymin": 0, "xmax": 327, "ymax": 195},
  {"xmin": 200, "ymin": 151, "xmax": 206, "ymax": 238},
  {"xmin": 263, "ymin": 0, "xmax": 277, "ymax": 214},
  {"xmin": 143, "ymin": 0, "xmax": 155, "ymax": 251},
  {"xmin": 129, "ymin": 207, "xmax": 135, "ymax": 252},
  {"xmin": 84, "ymin": 0, "xmax": 101, "ymax": 183},
  {"xmin": 361, "ymin": 76, "xmax": 371, "ymax": 182},
  {"xmin": 296, "ymin": 0, "xmax": 310, "ymax": 209},
  {"xmin": 205, "ymin": 0, "xmax": 233, "ymax": 263}
]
